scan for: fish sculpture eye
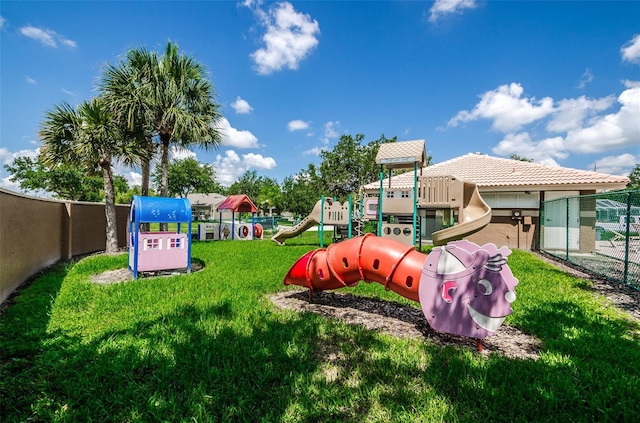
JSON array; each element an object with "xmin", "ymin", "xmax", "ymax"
[{"xmin": 477, "ymin": 279, "xmax": 493, "ymax": 295}]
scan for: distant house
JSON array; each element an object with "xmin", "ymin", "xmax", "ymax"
[
  {"xmin": 186, "ymin": 193, "xmax": 227, "ymax": 221},
  {"xmin": 362, "ymin": 153, "xmax": 630, "ymax": 250}
]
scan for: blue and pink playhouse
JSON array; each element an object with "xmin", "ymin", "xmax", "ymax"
[{"xmin": 128, "ymin": 196, "xmax": 192, "ymax": 279}]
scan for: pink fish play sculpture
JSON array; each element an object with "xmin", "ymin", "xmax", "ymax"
[{"xmin": 284, "ymin": 234, "xmax": 518, "ymax": 340}]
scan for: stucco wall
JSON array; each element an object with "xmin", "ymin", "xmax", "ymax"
[
  {"xmin": 0, "ymin": 188, "xmax": 130, "ymax": 304},
  {"xmin": 466, "ymin": 213, "xmax": 538, "ymax": 250},
  {"xmin": 0, "ymin": 190, "xmax": 64, "ymax": 304}
]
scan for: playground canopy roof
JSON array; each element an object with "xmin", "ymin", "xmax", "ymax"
[
  {"xmin": 216, "ymin": 194, "xmax": 258, "ymax": 213},
  {"xmin": 375, "ymin": 139, "xmax": 427, "ymax": 169}
]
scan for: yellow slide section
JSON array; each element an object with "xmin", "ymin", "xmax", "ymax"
[
  {"xmin": 431, "ymin": 184, "xmax": 491, "ymax": 246},
  {"xmin": 271, "ymin": 201, "xmax": 323, "ymax": 245}
]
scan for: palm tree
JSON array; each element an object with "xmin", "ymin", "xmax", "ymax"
[
  {"xmin": 99, "ymin": 47, "xmax": 157, "ymax": 197},
  {"xmin": 39, "ymin": 98, "xmax": 139, "ymax": 253},
  {"xmin": 153, "ymin": 41, "xmax": 223, "ymax": 199},
  {"xmin": 99, "ymin": 41, "xmax": 223, "ymax": 202}
]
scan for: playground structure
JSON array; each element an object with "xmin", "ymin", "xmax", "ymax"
[
  {"xmin": 197, "ymin": 194, "xmax": 263, "ymax": 241},
  {"xmin": 128, "ymin": 196, "xmax": 192, "ymax": 279},
  {"xmin": 271, "ymin": 196, "xmax": 354, "ymax": 246},
  {"xmin": 284, "ymin": 233, "xmax": 518, "ymax": 341},
  {"xmin": 197, "ymin": 222, "xmax": 264, "ymax": 241},
  {"xmin": 280, "ymin": 140, "xmax": 516, "ymax": 343},
  {"xmin": 272, "ymin": 139, "xmax": 492, "ymax": 247}
]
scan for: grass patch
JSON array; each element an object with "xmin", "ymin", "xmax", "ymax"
[{"xmin": 1, "ymin": 241, "xmax": 639, "ymax": 422}]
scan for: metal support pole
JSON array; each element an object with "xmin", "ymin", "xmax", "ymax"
[
  {"xmin": 348, "ymin": 195, "xmax": 353, "ymax": 239},
  {"xmin": 378, "ymin": 165, "xmax": 384, "ymax": 237},
  {"xmin": 320, "ymin": 196, "xmax": 325, "ymax": 248},
  {"xmin": 413, "ymin": 162, "xmax": 418, "ymax": 246}
]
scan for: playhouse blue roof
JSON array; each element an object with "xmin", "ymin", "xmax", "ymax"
[{"xmin": 131, "ymin": 196, "xmax": 192, "ymax": 223}]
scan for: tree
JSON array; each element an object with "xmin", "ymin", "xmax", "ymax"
[
  {"xmin": 281, "ymin": 164, "xmax": 324, "ymax": 216},
  {"xmin": 150, "ymin": 41, "xmax": 223, "ymax": 199},
  {"xmin": 39, "ymin": 98, "xmax": 138, "ymax": 253},
  {"xmin": 116, "ymin": 184, "xmax": 142, "ymax": 205},
  {"xmin": 256, "ymin": 177, "xmax": 283, "ymax": 215},
  {"xmin": 510, "ymin": 154, "xmax": 533, "ymax": 162},
  {"xmin": 628, "ymin": 164, "xmax": 640, "ymax": 190},
  {"xmin": 4, "ymin": 156, "xmax": 106, "ymax": 201},
  {"xmin": 100, "ymin": 46, "xmax": 158, "ymax": 197},
  {"xmin": 318, "ymin": 133, "xmax": 396, "ymax": 201},
  {"xmin": 100, "ymin": 41, "xmax": 224, "ymax": 204},
  {"xmin": 152, "ymin": 157, "xmax": 222, "ymax": 197},
  {"xmin": 227, "ymin": 170, "xmax": 263, "ymax": 204},
  {"xmin": 360, "ymin": 133, "xmax": 399, "ymax": 184}
]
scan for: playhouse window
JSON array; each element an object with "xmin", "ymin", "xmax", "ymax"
[
  {"xmin": 386, "ymin": 191, "xmax": 395, "ymax": 198},
  {"xmin": 401, "ymin": 190, "xmax": 410, "ymax": 198},
  {"xmin": 169, "ymin": 238, "xmax": 182, "ymax": 249},
  {"xmin": 144, "ymin": 238, "xmax": 160, "ymax": 250}
]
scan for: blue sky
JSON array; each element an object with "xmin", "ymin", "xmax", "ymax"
[{"xmin": 1, "ymin": 0, "xmax": 639, "ymax": 191}]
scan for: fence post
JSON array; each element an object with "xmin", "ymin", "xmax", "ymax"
[
  {"xmin": 565, "ymin": 198, "xmax": 570, "ymax": 261},
  {"xmin": 624, "ymin": 191, "xmax": 631, "ymax": 284}
]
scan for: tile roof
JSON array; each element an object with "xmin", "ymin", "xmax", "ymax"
[
  {"xmin": 186, "ymin": 193, "xmax": 226, "ymax": 206},
  {"xmin": 375, "ymin": 139, "xmax": 427, "ymax": 167},
  {"xmin": 363, "ymin": 153, "xmax": 630, "ymax": 190}
]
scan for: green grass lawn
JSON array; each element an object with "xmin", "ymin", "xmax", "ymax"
[{"xmin": 1, "ymin": 235, "xmax": 639, "ymax": 422}]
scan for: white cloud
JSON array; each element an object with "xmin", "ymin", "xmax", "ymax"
[
  {"xmin": 546, "ymin": 95, "xmax": 615, "ymax": 133},
  {"xmin": 492, "ymin": 132, "xmax": 567, "ymax": 166},
  {"xmin": 621, "ymin": 34, "xmax": 640, "ymax": 63},
  {"xmin": 287, "ymin": 119, "xmax": 309, "ymax": 131},
  {"xmin": 623, "ymin": 79, "xmax": 640, "ymax": 88},
  {"xmin": 169, "ymin": 146, "xmax": 197, "ymax": 160},
  {"xmin": 243, "ymin": 153, "xmax": 276, "ymax": 169},
  {"xmin": 61, "ymin": 88, "xmax": 75, "ymax": 96},
  {"xmin": 321, "ymin": 121, "xmax": 339, "ymax": 144},
  {"xmin": 590, "ymin": 153, "xmax": 637, "ymax": 176},
  {"xmin": 490, "ymin": 88, "xmax": 639, "ymax": 162},
  {"xmin": 213, "ymin": 150, "xmax": 277, "ymax": 186},
  {"xmin": 0, "ymin": 147, "xmax": 44, "ymax": 195},
  {"xmin": 448, "ymin": 83, "xmax": 555, "ymax": 132},
  {"xmin": 0, "ymin": 176, "xmax": 21, "ymax": 192},
  {"xmin": 577, "ymin": 68, "xmax": 593, "ymax": 89},
  {"xmin": 112, "ymin": 163, "xmax": 143, "ymax": 186},
  {"xmin": 124, "ymin": 171, "xmax": 142, "ymax": 186},
  {"xmin": 247, "ymin": 2, "xmax": 320, "ymax": 75},
  {"xmin": 0, "ymin": 16, "xmax": 6, "ymax": 29},
  {"xmin": 20, "ymin": 25, "xmax": 76, "ymax": 48},
  {"xmin": 303, "ymin": 146, "xmax": 324, "ymax": 156},
  {"xmin": 564, "ymin": 87, "xmax": 640, "ymax": 153},
  {"xmin": 25, "ymin": 76, "xmax": 36, "ymax": 84},
  {"xmin": 231, "ymin": 96, "xmax": 253, "ymax": 114},
  {"xmin": 0, "ymin": 147, "xmax": 39, "ymax": 165},
  {"xmin": 302, "ymin": 121, "xmax": 339, "ymax": 156},
  {"xmin": 429, "ymin": 0, "xmax": 477, "ymax": 23},
  {"xmin": 216, "ymin": 117, "xmax": 259, "ymax": 148}
]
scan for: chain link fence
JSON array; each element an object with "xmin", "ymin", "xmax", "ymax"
[{"xmin": 539, "ymin": 190, "xmax": 640, "ymax": 291}]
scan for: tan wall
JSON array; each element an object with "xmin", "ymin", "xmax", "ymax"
[
  {"xmin": 0, "ymin": 189, "xmax": 130, "ymax": 304},
  {"xmin": 579, "ymin": 191, "xmax": 597, "ymax": 253},
  {"xmin": 1, "ymin": 190, "xmax": 64, "ymax": 304},
  {"xmin": 465, "ymin": 214, "xmax": 538, "ymax": 250}
]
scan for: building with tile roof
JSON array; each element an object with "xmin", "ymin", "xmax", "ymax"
[
  {"xmin": 363, "ymin": 153, "xmax": 629, "ymax": 192},
  {"xmin": 186, "ymin": 193, "xmax": 227, "ymax": 221},
  {"xmin": 361, "ymin": 152, "xmax": 630, "ymax": 250}
]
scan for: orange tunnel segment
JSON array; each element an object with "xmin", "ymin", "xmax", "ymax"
[{"xmin": 283, "ymin": 235, "xmax": 427, "ymax": 303}]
